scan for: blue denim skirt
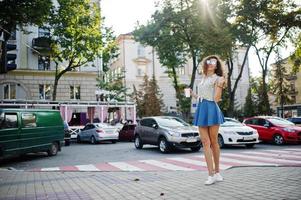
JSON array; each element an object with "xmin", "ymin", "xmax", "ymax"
[{"xmin": 193, "ymin": 99, "xmax": 225, "ymax": 127}]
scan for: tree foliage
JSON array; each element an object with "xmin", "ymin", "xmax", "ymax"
[
  {"xmin": 97, "ymin": 73, "xmax": 126, "ymax": 102},
  {"xmin": 270, "ymin": 48, "xmax": 293, "ymax": 117},
  {"xmin": 48, "ymin": 0, "xmax": 103, "ymax": 100},
  {"xmin": 132, "ymin": 75, "xmax": 165, "ymax": 117},
  {"xmin": 235, "ymin": 0, "xmax": 300, "ymax": 115}
]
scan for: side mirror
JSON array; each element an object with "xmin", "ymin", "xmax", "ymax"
[{"xmin": 152, "ymin": 124, "xmax": 158, "ymax": 129}]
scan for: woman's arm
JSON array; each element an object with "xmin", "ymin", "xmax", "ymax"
[
  {"xmin": 214, "ymin": 77, "xmax": 225, "ymax": 102},
  {"xmin": 190, "ymin": 88, "xmax": 199, "ymax": 100}
]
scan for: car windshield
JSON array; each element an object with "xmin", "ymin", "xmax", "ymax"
[
  {"xmin": 156, "ymin": 118, "xmax": 189, "ymax": 127},
  {"xmin": 268, "ymin": 118, "xmax": 295, "ymax": 126},
  {"xmin": 221, "ymin": 120, "xmax": 244, "ymax": 127}
]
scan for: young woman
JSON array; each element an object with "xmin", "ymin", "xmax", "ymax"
[{"xmin": 190, "ymin": 55, "xmax": 225, "ymax": 185}]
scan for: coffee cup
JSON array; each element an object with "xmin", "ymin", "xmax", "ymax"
[{"xmin": 184, "ymin": 88, "xmax": 190, "ymax": 97}]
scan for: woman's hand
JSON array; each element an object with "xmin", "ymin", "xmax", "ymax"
[{"xmin": 190, "ymin": 88, "xmax": 198, "ymax": 99}]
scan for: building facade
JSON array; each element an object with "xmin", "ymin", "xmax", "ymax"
[{"xmin": 108, "ymin": 34, "xmax": 250, "ymax": 113}]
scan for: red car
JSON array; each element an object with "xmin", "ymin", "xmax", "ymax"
[
  {"xmin": 118, "ymin": 124, "xmax": 136, "ymax": 142},
  {"xmin": 243, "ymin": 116, "xmax": 301, "ymax": 145}
]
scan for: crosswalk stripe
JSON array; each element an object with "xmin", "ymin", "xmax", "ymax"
[
  {"xmin": 263, "ymin": 149, "xmax": 301, "ymax": 156},
  {"xmin": 168, "ymin": 157, "xmax": 231, "ymax": 170},
  {"xmin": 220, "ymin": 156, "xmax": 274, "ymax": 166},
  {"xmin": 190, "ymin": 155, "xmax": 237, "ymax": 170},
  {"xmin": 282, "ymin": 148, "xmax": 301, "ymax": 152},
  {"xmin": 243, "ymin": 151, "xmax": 301, "ymax": 160},
  {"xmin": 139, "ymin": 160, "xmax": 195, "ymax": 171},
  {"xmin": 40, "ymin": 167, "xmax": 60, "ymax": 171},
  {"xmin": 223, "ymin": 153, "xmax": 301, "ymax": 164},
  {"xmin": 75, "ymin": 164, "xmax": 99, "ymax": 171},
  {"xmin": 108, "ymin": 162, "xmax": 144, "ymax": 171}
]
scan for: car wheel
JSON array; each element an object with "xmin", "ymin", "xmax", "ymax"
[
  {"xmin": 90, "ymin": 136, "xmax": 96, "ymax": 144},
  {"xmin": 77, "ymin": 135, "xmax": 81, "ymax": 143},
  {"xmin": 65, "ymin": 139, "xmax": 70, "ymax": 146},
  {"xmin": 158, "ymin": 137, "xmax": 170, "ymax": 153},
  {"xmin": 273, "ymin": 134, "xmax": 284, "ymax": 145},
  {"xmin": 134, "ymin": 135, "xmax": 143, "ymax": 149},
  {"xmin": 112, "ymin": 140, "xmax": 117, "ymax": 144},
  {"xmin": 191, "ymin": 146, "xmax": 201, "ymax": 152},
  {"xmin": 47, "ymin": 142, "xmax": 58, "ymax": 156},
  {"xmin": 218, "ymin": 134, "xmax": 225, "ymax": 148},
  {"xmin": 245, "ymin": 143, "xmax": 255, "ymax": 148}
]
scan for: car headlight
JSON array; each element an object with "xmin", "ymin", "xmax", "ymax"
[
  {"xmin": 283, "ymin": 127, "xmax": 295, "ymax": 133},
  {"xmin": 168, "ymin": 130, "xmax": 181, "ymax": 137}
]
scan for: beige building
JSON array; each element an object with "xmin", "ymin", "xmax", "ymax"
[
  {"xmin": 0, "ymin": 29, "xmax": 100, "ymax": 102},
  {"xmin": 0, "ymin": 1, "xmax": 101, "ymax": 102},
  {"xmin": 270, "ymin": 58, "xmax": 301, "ymax": 117},
  {"xmin": 108, "ymin": 34, "xmax": 250, "ymax": 113}
]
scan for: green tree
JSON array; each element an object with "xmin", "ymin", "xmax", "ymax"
[
  {"xmin": 244, "ymin": 88, "xmax": 256, "ymax": 117},
  {"xmin": 97, "ymin": 73, "xmax": 126, "ymax": 102},
  {"xmin": 234, "ymin": 0, "xmax": 300, "ymax": 115},
  {"xmin": 145, "ymin": 75, "xmax": 165, "ymax": 116},
  {"xmin": 134, "ymin": 0, "xmax": 233, "ymax": 118},
  {"xmin": 270, "ymin": 48, "xmax": 293, "ymax": 117},
  {"xmin": 48, "ymin": 0, "xmax": 103, "ymax": 100},
  {"xmin": 132, "ymin": 75, "xmax": 165, "ymax": 117},
  {"xmin": 0, "ymin": 0, "xmax": 52, "ymax": 73}
]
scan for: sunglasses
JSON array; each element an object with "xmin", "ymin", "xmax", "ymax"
[{"xmin": 206, "ymin": 59, "xmax": 217, "ymax": 65}]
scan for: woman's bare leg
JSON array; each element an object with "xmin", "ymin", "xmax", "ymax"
[
  {"xmin": 199, "ymin": 127, "xmax": 214, "ymax": 176},
  {"xmin": 208, "ymin": 125, "xmax": 220, "ymax": 173}
]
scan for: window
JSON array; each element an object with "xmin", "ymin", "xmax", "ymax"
[
  {"xmin": 4, "ymin": 84, "xmax": 16, "ymax": 99},
  {"xmin": 140, "ymin": 118, "xmax": 156, "ymax": 127},
  {"xmin": 0, "ymin": 112, "xmax": 18, "ymax": 129},
  {"xmin": 39, "ymin": 84, "xmax": 51, "ymax": 100},
  {"xmin": 70, "ymin": 85, "xmax": 80, "ymax": 100},
  {"xmin": 21, "ymin": 113, "xmax": 37, "ymax": 128},
  {"xmin": 38, "ymin": 27, "xmax": 50, "ymax": 37},
  {"xmin": 38, "ymin": 56, "xmax": 50, "ymax": 70},
  {"xmin": 137, "ymin": 45, "xmax": 145, "ymax": 57},
  {"xmin": 176, "ymin": 67, "xmax": 185, "ymax": 75},
  {"xmin": 137, "ymin": 65, "xmax": 146, "ymax": 76}
]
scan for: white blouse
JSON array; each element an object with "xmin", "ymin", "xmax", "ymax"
[{"xmin": 197, "ymin": 74, "xmax": 222, "ymax": 101}]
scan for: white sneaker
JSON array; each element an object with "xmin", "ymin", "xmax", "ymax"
[
  {"xmin": 214, "ymin": 173, "xmax": 224, "ymax": 182},
  {"xmin": 205, "ymin": 176, "xmax": 216, "ymax": 185}
]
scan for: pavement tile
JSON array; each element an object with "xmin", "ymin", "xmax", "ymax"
[{"xmin": 0, "ymin": 167, "xmax": 300, "ymax": 199}]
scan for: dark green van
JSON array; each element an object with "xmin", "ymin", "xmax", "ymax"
[{"xmin": 0, "ymin": 109, "xmax": 64, "ymax": 158}]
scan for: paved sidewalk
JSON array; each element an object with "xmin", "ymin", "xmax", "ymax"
[{"xmin": 0, "ymin": 167, "xmax": 300, "ymax": 200}]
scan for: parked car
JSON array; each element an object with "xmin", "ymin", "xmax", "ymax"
[
  {"xmin": 243, "ymin": 116, "xmax": 301, "ymax": 145},
  {"xmin": 77, "ymin": 123, "xmax": 119, "ymax": 144},
  {"xmin": 0, "ymin": 109, "xmax": 64, "ymax": 158},
  {"xmin": 119, "ymin": 124, "xmax": 136, "ymax": 141},
  {"xmin": 134, "ymin": 116, "xmax": 201, "ymax": 153},
  {"xmin": 218, "ymin": 118, "xmax": 259, "ymax": 148},
  {"xmin": 63, "ymin": 121, "xmax": 71, "ymax": 146},
  {"xmin": 287, "ymin": 117, "xmax": 301, "ymax": 127}
]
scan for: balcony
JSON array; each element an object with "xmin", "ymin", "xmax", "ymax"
[{"xmin": 32, "ymin": 37, "xmax": 51, "ymax": 55}]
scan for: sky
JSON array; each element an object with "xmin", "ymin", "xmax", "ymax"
[{"xmin": 101, "ymin": 0, "xmax": 299, "ymax": 77}]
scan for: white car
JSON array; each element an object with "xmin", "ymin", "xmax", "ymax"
[
  {"xmin": 77, "ymin": 123, "xmax": 119, "ymax": 144},
  {"xmin": 218, "ymin": 118, "xmax": 259, "ymax": 148}
]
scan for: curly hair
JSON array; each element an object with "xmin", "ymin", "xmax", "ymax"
[{"xmin": 201, "ymin": 55, "xmax": 225, "ymax": 77}]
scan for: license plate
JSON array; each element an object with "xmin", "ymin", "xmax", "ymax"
[
  {"xmin": 186, "ymin": 138, "xmax": 197, "ymax": 143},
  {"xmin": 243, "ymin": 136, "xmax": 254, "ymax": 141}
]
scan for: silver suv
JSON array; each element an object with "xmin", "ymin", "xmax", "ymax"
[{"xmin": 134, "ymin": 116, "xmax": 201, "ymax": 153}]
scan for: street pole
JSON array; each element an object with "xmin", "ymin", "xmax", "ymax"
[{"xmin": 123, "ymin": 37, "xmax": 127, "ymax": 120}]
